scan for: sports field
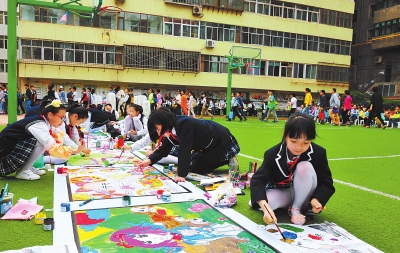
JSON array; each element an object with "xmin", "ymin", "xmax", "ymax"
[{"xmin": 0, "ymin": 118, "xmax": 399, "ymax": 252}]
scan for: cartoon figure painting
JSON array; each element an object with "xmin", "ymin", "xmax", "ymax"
[{"xmin": 74, "ymin": 200, "xmax": 276, "ymax": 253}]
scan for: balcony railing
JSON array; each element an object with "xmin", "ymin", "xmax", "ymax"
[
  {"xmin": 203, "ymin": 0, "xmax": 244, "ymax": 11},
  {"xmin": 164, "ymin": 0, "xmax": 202, "ymax": 6}
]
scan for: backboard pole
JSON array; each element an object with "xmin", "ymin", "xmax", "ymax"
[
  {"xmin": 7, "ymin": 0, "xmax": 98, "ymax": 124},
  {"xmin": 7, "ymin": 0, "xmax": 18, "ymax": 124},
  {"xmin": 225, "ymin": 56, "xmax": 233, "ymax": 118}
]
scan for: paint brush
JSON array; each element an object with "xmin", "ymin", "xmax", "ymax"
[
  {"xmin": 264, "ymin": 204, "xmax": 286, "ymax": 241},
  {"xmin": 110, "ymin": 150, "xmax": 124, "ymax": 166}
]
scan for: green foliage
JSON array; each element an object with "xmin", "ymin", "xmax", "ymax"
[
  {"xmin": 351, "ymin": 90, "xmax": 369, "ymax": 105},
  {"xmin": 383, "ymin": 98, "xmax": 400, "ymax": 108}
]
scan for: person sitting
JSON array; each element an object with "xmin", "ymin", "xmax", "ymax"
[
  {"xmin": 104, "ymin": 103, "xmax": 119, "ymax": 122},
  {"xmin": 389, "ymin": 105, "xmax": 400, "ymax": 127},
  {"xmin": 124, "ymin": 104, "xmax": 148, "ymax": 141},
  {"xmin": 83, "ymin": 105, "xmax": 110, "ymax": 132},
  {"xmin": 350, "ymin": 105, "xmax": 359, "ymax": 124}
]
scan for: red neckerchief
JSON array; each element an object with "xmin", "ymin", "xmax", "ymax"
[
  {"xmin": 40, "ymin": 114, "xmax": 60, "ymax": 144},
  {"xmin": 156, "ymin": 132, "xmax": 178, "ymax": 147},
  {"xmin": 277, "ymin": 157, "xmax": 299, "ymax": 185}
]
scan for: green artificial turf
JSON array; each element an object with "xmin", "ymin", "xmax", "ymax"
[{"xmin": 1, "ymin": 118, "xmax": 400, "ymax": 252}]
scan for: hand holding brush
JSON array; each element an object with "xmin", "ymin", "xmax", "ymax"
[{"xmin": 263, "ymin": 204, "xmax": 287, "ymax": 242}]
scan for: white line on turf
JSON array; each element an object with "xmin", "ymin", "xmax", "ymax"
[
  {"xmin": 238, "ymin": 153, "xmax": 400, "ymax": 201},
  {"xmin": 333, "ymin": 179, "xmax": 400, "ymax": 201}
]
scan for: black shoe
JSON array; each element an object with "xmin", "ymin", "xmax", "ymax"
[{"xmin": 244, "ymin": 118, "xmax": 247, "ymax": 121}]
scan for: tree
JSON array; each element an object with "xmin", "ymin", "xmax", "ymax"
[{"xmin": 351, "ymin": 91, "xmax": 369, "ymax": 105}]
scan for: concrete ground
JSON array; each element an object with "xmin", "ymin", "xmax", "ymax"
[{"xmin": 0, "ymin": 114, "xmax": 24, "ymax": 126}]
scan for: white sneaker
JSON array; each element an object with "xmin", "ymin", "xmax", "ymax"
[
  {"xmin": 30, "ymin": 167, "xmax": 46, "ymax": 176},
  {"xmin": 15, "ymin": 170, "xmax": 41, "ymax": 180}
]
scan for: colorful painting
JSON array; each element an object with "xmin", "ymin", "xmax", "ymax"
[
  {"xmin": 265, "ymin": 222, "xmax": 381, "ymax": 252},
  {"xmin": 67, "ymin": 150, "xmax": 139, "ymax": 166},
  {"xmin": 73, "ymin": 200, "xmax": 277, "ymax": 253},
  {"xmin": 67, "ymin": 166, "xmax": 189, "ymax": 201}
]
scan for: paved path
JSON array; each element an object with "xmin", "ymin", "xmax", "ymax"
[{"xmin": 0, "ymin": 114, "xmax": 24, "ymax": 126}]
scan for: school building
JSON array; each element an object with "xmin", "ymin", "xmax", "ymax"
[{"xmin": 12, "ymin": 0, "xmax": 354, "ymax": 103}]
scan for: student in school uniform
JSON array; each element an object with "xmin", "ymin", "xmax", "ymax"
[
  {"xmin": 138, "ymin": 109, "xmax": 240, "ymax": 182},
  {"xmin": 82, "ymin": 105, "xmax": 111, "ymax": 132},
  {"xmin": 43, "ymin": 104, "xmax": 90, "ymax": 164},
  {"xmin": 250, "ymin": 113, "xmax": 335, "ymax": 225},
  {"xmin": 124, "ymin": 104, "xmax": 148, "ymax": 141},
  {"xmin": 0, "ymin": 99, "xmax": 76, "ymax": 180}
]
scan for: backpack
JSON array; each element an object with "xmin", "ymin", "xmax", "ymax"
[{"xmin": 153, "ymin": 95, "xmax": 158, "ymax": 103}]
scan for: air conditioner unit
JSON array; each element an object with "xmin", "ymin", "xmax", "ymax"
[
  {"xmin": 193, "ymin": 6, "xmax": 203, "ymax": 16},
  {"xmin": 206, "ymin": 39, "xmax": 216, "ymax": 48},
  {"xmin": 374, "ymin": 56, "xmax": 383, "ymax": 64}
]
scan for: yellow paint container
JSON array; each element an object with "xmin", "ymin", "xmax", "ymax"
[{"xmin": 35, "ymin": 212, "xmax": 46, "ymax": 225}]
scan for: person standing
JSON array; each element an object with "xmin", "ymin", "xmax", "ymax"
[
  {"xmin": 329, "ymin": 88, "xmax": 340, "ymax": 126},
  {"xmin": 59, "ymin": 86, "xmax": 66, "ymax": 104},
  {"xmin": 17, "ymin": 87, "xmax": 26, "ymax": 115},
  {"xmin": 237, "ymin": 92, "xmax": 247, "ymax": 121},
  {"xmin": 341, "ymin": 90, "xmax": 352, "ymax": 126},
  {"xmin": 81, "ymin": 88, "xmax": 89, "ymax": 108},
  {"xmin": 25, "ymin": 84, "xmax": 33, "ymax": 109},
  {"xmin": 200, "ymin": 93, "xmax": 213, "ymax": 120},
  {"xmin": 228, "ymin": 93, "xmax": 242, "ymax": 122},
  {"xmin": 288, "ymin": 93, "xmax": 297, "ymax": 118},
  {"xmin": 47, "ymin": 84, "xmax": 59, "ymax": 100},
  {"xmin": 149, "ymin": 88, "xmax": 156, "ymax": 112},
  {"xmin": 67, "ymin": 87, "xmax": 74, "ymax": 107},
  {"xmin": 304, "ymin": 88, "xmax": 312, "ymax": 115},
  {"xmin": 31, "ymin": 86, "xmax": 37, "ymax": 107},
  {"xmin": 115, "ymin": 86, "xmax": 125, "ymax": 115},
  {"xmin": 265, "ymin": 90, "xmax": 278, "ymax": 123},
  {"xmin": 122, "ymin": 88, "xmax": 131, "ymax": 117},
  {"xmin": 364, "ymin": 86, "xmax": 386, "ymax": 129},
  {"xmin": 318, "ymin": 90, "xmax": 327, "ymax": 124},
  {"xmin": 175, "ymin": 90, "xmax": 182, "ymax": 115},
  {"xmin": 188, "ymin": 91, "xmax": 196, "ymax": 118},
  {"xmin": 156, "ymin": 89, "xmax": 163, "ymax": 109},
  {"xmin": 72, "ymin": 87, "xmax": 78, "ymax": 105},
  {"xmin": 181, "ymin": 90, "xmax": 188, "ymax": 115}
]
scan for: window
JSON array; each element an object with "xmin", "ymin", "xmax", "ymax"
[
  {"xmin": 378, "ymin": 84, "xmax": 396, "ymax": 96},
  {"xmin": 0, "ymin": 11, "xmax": 7, "ymax": 25},
  {"xmin": 0, "ymin": 60, "xmax": 7, "ymax": 73},
  {"xmin": 369, "ymin": 4, "xmax": 376, "ymax": 18},
  {"xmin": 125, "ymin": 45, "xmax": 200, "ymax": 72},
  {"xmin": 0, "ymin": 36, "xmax": 6, "ymax": 49},
  {"xmin": 182, "ymin": 20, "xmax": 199, "ymax": 38},
  {"xmin": 317, "ymin": 65, "xmax": 349, "ymax": 82},
  {"xmin": 280, "ymin": 62, "xmax": 292, "ymax": 77},
  {"xmin": 267, "ymin": 61, "xmax": 280, "ymax": 76},
  {"xmin": 20, "ymin": 39, "xmax": 123, "ymax": 66},
  {"xmin": 164, "ymin": 18, "xmax": 184, "ymax": 36},
  {"xmin": 201, "ymin": 55, "xmax": 228, "ymax": 73},
  {"xmin": 305, "ymin": 65, "xmax": 316, "ymax": 79}
]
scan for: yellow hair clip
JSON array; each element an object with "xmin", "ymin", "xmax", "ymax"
[{"xmin": 45, "ymin": 99, "xmax": 62, "ymax": 108}]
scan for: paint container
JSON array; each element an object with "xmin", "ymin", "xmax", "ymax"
[
  {"xmin": 168, "ymin": 164, "xmax": 174, "ymax": 171},
  {"xmin": 57, "ymin": 167, "xmax": 68, "ymax": 174},
  {"xmin": 0, "ymin": 193, "xmax": 13, "ymax": 215},
  {"xmin": 118, "ymin": 137, "xmax": 124, "ymax": 148},
  {"xmin": 239, "ymin": 182, "xmax": 247, "ymax": 190},
  {"xmin": 61, "ymin": 203, "xmax": 70, "ymax": 212},
  {"xmin": 163, "ymin": 167, "xmax": 170, "ymax": 173},
  {"xmin": 35, "ymin": 212, "xmax": 46, "ymax": 225},
  {"xmin": 96, "ymin": 140, "xmax": 101, "ymax": 148},
  {"xmin": 156, "ymin": 190, "xmax": 164, "ymax": 199},
  {"xmin": 44, "ymin": 164, "xmax": 51, "ymax": 170},
  {"xmin": 43, "ymin": 218, "xmax": 55, "ymax": 231},
  {"xmin": 161, "ymin": 191, "xmax": 171, "ymax": 202},
  {"xmin": 122, "ymin": 195, "xmax": 131, "ymax": 206}
]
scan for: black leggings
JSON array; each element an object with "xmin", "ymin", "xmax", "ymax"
[
  {"xmin": 366, "ymin": 110, "xmax": 386, "ymax": 126},
  {"xmin": 341, "ymin": 109, "xmax": 349, "ymax": 123}
]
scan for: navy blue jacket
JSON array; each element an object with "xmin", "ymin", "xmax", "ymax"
[
  {"xmin": 250, "ymin": 142, "xmax": 335, "ymax": 209},
  {"xmin": 149, "ymin": 116, "xmax": 231, "ymax": 177}
]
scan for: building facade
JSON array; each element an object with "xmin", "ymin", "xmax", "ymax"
[
  {"xmin": 0, "ymin": 1, "xmax": 7, "ymax": 84},
  {"xmin": 351, "ymin": 0, "xmax": 400, "ymax": 99},
  {"xmin": 15, "ymin": 0, "xmax": 354, "ymax": 103}
]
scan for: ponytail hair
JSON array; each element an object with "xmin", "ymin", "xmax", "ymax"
[
  {"xmin": 67, "ymin": 104, "xmax": 89, "ymax": 120},
  {"xmin": 131, "ymin": 104, "xmax": 144, "ymax": 124},
  {"xmin": 40, "ymin": 99, "xmax": 66, "ymax": 119}
]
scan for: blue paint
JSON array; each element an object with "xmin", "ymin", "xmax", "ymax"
[
  {"xmin": 282, "ymin": 231, "xmax": 298, "ymax": 240},
  {"xmin": 86, "ymin": 209, "xmax": 110, "ymax": 220}
]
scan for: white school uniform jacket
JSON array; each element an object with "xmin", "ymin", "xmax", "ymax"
[{"xmin": 54, "ymin": 112, "xmax": 79, "ymax": 150}]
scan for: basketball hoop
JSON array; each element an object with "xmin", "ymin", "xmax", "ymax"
[{"xmin": 99, "ymin": 6, "xmax": 122, "ymax": 13}]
